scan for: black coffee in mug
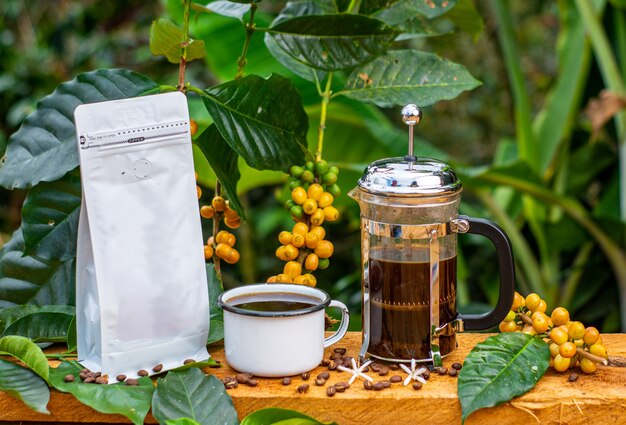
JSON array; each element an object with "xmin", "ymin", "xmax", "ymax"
[{"xmin": 229, "ymin": 292, "xmax": 318, "ymax": 312}]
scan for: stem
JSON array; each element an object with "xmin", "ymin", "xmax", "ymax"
[
  {"xmin": 347, "ymin": 0, "xmax": 362, "ymax": 13},
  {"xmin": 576, "ymin": 347, "xmax": 609, "ymax": 365},
  {"xmin": 519, "ymin": 313, "xmax": 533, "ymax": 326},
  {"xmin": 316, "ymin": 73, "xmax": 334, "ymax": 161},
  {"xmin": 178, "ymin": 0, "xmax": 192, "ymax": 89},
  {"xmin": 235, "ymin": 2, "xmax": 257, "ymax": 80},
  {"xmin": 213, "ymin": 181, "xmax": 222, "ymax": 280}
]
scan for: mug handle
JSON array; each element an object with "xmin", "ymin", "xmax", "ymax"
[
  {"xmin": 323, "ymin": 300, "xmax": 350, "ymax": 348},
  {"xmin": 458, "ymin": 216, "xmax": 516, "ymax": 331}
]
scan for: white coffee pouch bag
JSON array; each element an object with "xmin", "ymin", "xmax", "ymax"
[{"xmin": 74, "ymin": 91, "xmax": 209, "ymax": 380}]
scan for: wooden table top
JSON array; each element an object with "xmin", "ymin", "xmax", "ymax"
[{"xmin": 1, "ymin": 332, "xmax": 625, "ymax": 425}]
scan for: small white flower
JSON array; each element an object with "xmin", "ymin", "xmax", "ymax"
[
  {"xmin": 337, "ymin": 358, "xmax": 374, "ymax": 385},
  {"xmin": 400, "ymin": 358, "xmax": 428, "ymax": 386}
]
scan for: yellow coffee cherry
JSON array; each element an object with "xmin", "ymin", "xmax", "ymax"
[
  {"xmin": 224, "ymin": 207, "xmax": 238, "ymax": 219},
  {"xmin": 314, "ymin": 240, "xmax": 334, "ymax": 259},
  {"xmin": 580, "ymin": 357, "xmax": 597, "ymax": 374},
  {"xmin": 309, "ymin": 225, "xmax": 326, "ymax": 241},
  {"xmin": 522, "ymin": 325, "xmax": 536, "ymax": 336},
  {"xmin": 215, "ymin": 243, "xmax": 232, "ymax": 260},
  {"xmin": 535, "ymin": 299, "xmax": 547, "ymax": 313},
  {"xmin": 283, "ymin": 244, "xmax": 299, "ymax": 261},
  {"xmin": 190, "ymin": 119, "xmax": 198, "ymax": 136},
  {"xmin": 551, "ymin": 307, "xmax": 570, "ymax": 326},
  {"xmin": 276, "ymin": 246, "xmax": 287, "ymax": 261},
  {"xmin": 216, "ymin": 230, "xmax": 231, "ymax": 245},
  {"xmin": 310, "ymin": 209, "xmax": 325, "ymax": 226},
  {"xmin": 583, "ymin": 327, "xmax": 600, "ymax": 346},
  {"xmin": 498, "ymin": 320, "xmax": 517, "ymax": 333},
  {"xmin": 212, "ymin": 196, "xmax": 227, "ymax": 212},
  {"xmin": 292, "ymin": 222, "xmax": 309, "ymax": 235},
  {"xmin": 307, "ymin": 183, "xmax": 323, "ymax": 201},
  {"xmin": 305, "ymin": 232, "xmax": 319, "ymax": 249},
  {"xmin": 553, "ymin": 354, "xmax": 570, "ymax": 372},
  {"xmin": 511, "ymin": 292, "xmax": 525, "ymax": 311},
  {"xmin": 589, "ymin": 343, "xmax": 608, "ymax": 359},
  {"xmin": 196, "ymin": 186, "xmax": 202, "ymax": 199},
  {"xmin": 291, "ymin": 187, "xmax": 307, "ymax": 205},
  {"xmin": 294, "ymin": 273, "xmax": 316, "ymax": 287},
  {"xmin": 224, "ymin": 217, "xmax": 241, "ymax": 229},
  {"xmin": 200, "ymin": 205, "xmax": 215, "ymax": 219},
  {"xmin": 549, "ymin": 342, "xmax": 560, "ymax": 358},
  {"xmin": 323, "ymin": 206, "xmax": 340, "ymax": 222},
  {"xmin": 291, "ymin": 233, "xmax": 305, "ymax": 248},
  {"xmin": 283, "ymin": 261, "xmax": 302, "ymax": 279},
  {"xmin": 318, "ymin": 192, "xmax": 334, "ymax": 208},
  {"xmin": 194, "ymin": 171, "xmax": 199, "ymax": 181},
  {"xmin": 207, "ymin": 236, "xmax": 215, "ymax": 246},
  {"xmin": 525, "ymin": 293, "xmax": 541, "ymax": 312},
  {"xmin": 204, "ymin": 245, "xmax": 213, "ymax": 260},
  {"xmin": 550, "ymin": 327, "xmax": 568, "ymax": 345},
  {"xmin": 559, "ymin": 342, "xmax": 577, "ymax": 358},
  {"xmin": 266, "ymin": 275, "xmax": 277, "ymax": 283},
  {"xmin": 224, "ymin": 248, "xmax": 240, "ymax": 264},
  {"xmin": 305, "ymin": 253, "xmax": 319, "ymax": 271},
  {"xmin": 568, "ymin": 321, "xmax": 585, "ymax": 340},
  {"xmin": 302, "ymin": 198, "xmax": 318, "ymax": 215},
  {"xmin": 503, "ymin": 310, "xmax": 516, "ymax": 322},
  {"xmin": 278, "ymin": 231, "xmax": 293, "ymax": 245},
  {"xmin": 532, "ymin": 315, "xmax": 549, "ymax": 334},
  {"xmin": 276, "ymin": 273, "xmax": 293, "ymax": 283}
]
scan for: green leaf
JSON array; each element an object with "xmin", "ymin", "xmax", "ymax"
[
  {"xmin": 0, "ymin": 305, "xmax": 75, "ymax": 332},
  {"xmin": 1, "ymin": 312, "xmax": 74, "ymax": 343},
  {"xmin": 150, "ymin": 19, "xmax": 206, "ymax": 63},
  {"xmin": 338, "ymin": 50, "xmax": 481, "ymax": 107},
  {"xmin": 203, "ymin": 74, "xmax": 309, "ymax": 171},
  {"xmin": 373, "ymin": 0, "xmax": 458, "ymax": 25},
  {"xmin": 266, "ymin": 15, "xmax": 396, "ymax": 71},
  {"xmin": 66, "ymin": 315, "xmax": 77, "ymax": 352},
  {"xmin": 0, "ymin": 229, "xmax": 75, "ymax": 308},
  {"xmin": 21, "ymin": 171, "xmax": 81, "ymax": 263},
  {"xmin": 194, "ymin": 125, "xmax": 245, "ymax": 219},
  {"xmin": 50, "ymin": 361, "xmax": 154, "ymax": 425},
  {"xmin": 151, "ymin": 368, "xmax": 238, "ymax": 425},
  {"xmin": 0, "ymin": 358, "xmax": 50, "ymax": 414},
  {"xmin": 0, "ymin": 335, "xmax": 49, "ymax": 381},
  {"xmin": 202, "ymin": 1, "xmax": 250, "ymax": 21},
  {"xmin": 445, "ymin": 0, "xmax": 484, "ymax": 40},
  {"xmin": 458, "ymin": 333, "xmax": 550, "ymax": 423},
  {"xmin": 166, "ymin": 418, "xmax": 202, "ymax": 425},
  {"xmin": 241, "ymin": 408, "xmax": 338, "ymax": 425},
  {"xmin": 0, "ymin": 69, "xmax": 158, "ymax": 190},
  {"xmin": 206, "ymin": 264, "xmax": 224, "ymax": 344}
]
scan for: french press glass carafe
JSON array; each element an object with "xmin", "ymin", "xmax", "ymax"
[{"xmin": 349, "ymin": 105, "xmax": 515, "ymax": 367}]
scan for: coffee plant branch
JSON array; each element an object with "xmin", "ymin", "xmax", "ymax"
[
  {"xmin": 235, "ymin": 1, "xmax": 258, "ymax": 80},
  {"xmin": 316, "ymin": 73, "xmax": 334, "ymax": 162},
  {"xmin": 178, "ymin": 0, "xmax": 192, "ymax": 90}
]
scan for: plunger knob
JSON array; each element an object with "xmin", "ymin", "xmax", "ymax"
[{"xmin": 401, "ymin": 104, "xmax": 422, "ymax": 161}]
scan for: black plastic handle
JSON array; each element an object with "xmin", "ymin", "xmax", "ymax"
[{"xmin": 458, "ymin": 215, "xmax": 515, "ymax": 331}]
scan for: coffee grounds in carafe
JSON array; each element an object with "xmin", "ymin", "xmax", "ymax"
[{"xmin": 368, "ymin": 257, "xmax": 457, "ymax": 361}]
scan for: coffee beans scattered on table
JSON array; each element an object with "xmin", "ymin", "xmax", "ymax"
[
  {"xmin": 301, "ymin": 371, "xmax": 310, "ymax": 380},
  {"xmin": 390, "ymin": 375, "xmax": 403, "ymax": 383},
  {"xmin": 412, "ymin": 382, "xmax": 423, "ymax": 390},
  {"xmin": 451, "ymin": 362, "xmax": 463, "ymax": 370},
  {"xmin": 448, "ymin": 368, "xmax": 458, "ymax": 377},
  {"xmin": 326, "ymin": 385, "xmax": 336, "ymax": 397},
  {"xmin": 152, "ymin": 364, "xmax": 163, "ymax": 373},
  {"xmin": 282, "ymin": 377, "xmax": 292, "ymax": 385},
  {"xmin": 63, "ymin": 374, "xmax": 74, "ymax": 383},
  {"xmin": 297, "ymin": 384, "xmax": 310, "ymax": 394},
  {"xmin": 116, "ymin": 374, "xmax": 127, "ymax": 382},
  {"xmin": 568, "ymin": 373, "xmax": 579, "ymax": 382}
]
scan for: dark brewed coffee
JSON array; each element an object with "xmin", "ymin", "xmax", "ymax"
[
  {"xmin": 367, "ymin": 257, "xmax": 457, "ymax": 360},
  {"xmin": 230, "ymin": 292, "xmax": 318, "ymax": 312}
]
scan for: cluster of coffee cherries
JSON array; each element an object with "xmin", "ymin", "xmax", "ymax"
[
  {"xmin": 267, "ymin": 160, "xmax": 341, "ymax": 286},
  {"xmin": 499, "ymin": 292, "xmax": 609, "ymax": 374}
]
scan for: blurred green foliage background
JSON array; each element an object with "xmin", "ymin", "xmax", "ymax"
[{"xmin": 1, "ymin": 0, "xmax": 624, "ymax": 332}]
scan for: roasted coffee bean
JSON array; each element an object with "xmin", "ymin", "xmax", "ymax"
[
  {"xmin": 448, "ymin": 368, "xmax": 458, "ymax": 377},
  {"xmin": 125, "ymin": 379, "xmax": 139, "ymax": 386},
  {"xmin": 317, "ymin": 371, "xmax": 330, "ymax": 380},
  {"xmin": 451, "ymin": 362, "xmax": 463, "ymax": 370},
  {"xmin": 328, "ymin": 360, "xmax": 338, "ymax": 370},
  {"xmin": 363, "ymin": 380, "xmax": 373, "ymax": 390},
  {"xmin": 79, "ymin": 372, "xmax": 88, "ymax": 381},
  {"xmin": 81, "ymin": 368, "xmax": 90, "ymax": 374},
  {"xmin": 378, "ymin": 366, "xmax": 389, "ymax": 376},
  {"xmin": 568, "ymin": 373, "xmax": 579, "ymax": 382},
  {"xmin": 92, "ymin": 372, "xmax": 101, "ymax": 378},
  {"xmin": 152, "ymin": 364, "xmax": 163, "ymax": 373},
  {"xmin": 282, "ymin": 377, "xmax": 292, "ymax": 386},
  {"xmin": 333, "ymin": 347, "xmax": 347, "ymax": 355},
  {"xmin": 343, "ymin": 356, "xmax": 354, "ymax": 366},
  {"xmin": 326, "ymin": 385, "xmax": 336, "ymax": 397},
  {"xmin": 236, "ymin": 373, "xmax": 250, "ymax": 384},
  {"xmin": 370, "ymin": 363, "xmax": 382, "ymax": 372},
  {"xmin": 334, "ymin": 382, "xmax": 349, "ymax": 392},
  {"xmin": 116, "ymin": 374, "xmax": 127, "ymax": 382},
  {"xmin": 330, "ymin": 352, "xmax": 343, "ymax": 360},
  {"xmin": 422, "ymin": 370, "xmax": 431, "ymax": 380},
  {"xmin": 183, "ymin": 359, "xmax": 195, "ymax": 365},
  {"xmin": 301, "ymin": 371, "xmax": 310, "ymax": 380},
  {"xmin": 362, "ymin": 366, "xmax": 370, "ymax": 373},
  {"xmin": 389, "ymin": 375, "xmax": 402, "ymax": 383},
  {"xmin": 389, "ymin": 364, "xmax": 400, "ymax": 371},
  {"xmin": 224, "ymin": 380, "xmax": 238, "ymax": 389},
  {"xmin": 247, "ymin": 379, "xmax": 258, "ymax": 387},
  {"xmin": 137, "ymin": 370, "xmax": 149, "ymax": 377},
  {"xmin": 315, "ymin": 378, "xmax": 326, "ymax": 386},
  {"xmin": 380, "ymin": 380, "xmax": 391, "ymax": 388},
  {"xmin": 95, "ymin": 377, "xmax": 108, "ymax": 385},
  {"xmin": 297, "ymin": 384, "xmax": 309, "ymax": 394},
  {"xmin": 63, "ymin": 374, "xmax": 75, "ymax": 383},
  {"xmin": 83, "ymin": 377, "xmax": 96, "ymax": 384},
  {"xmin": 372, "ymin": 382, "xmax": 384, "ymax": 391},
  {"xmin": 412, "ymin": 382, "xmax": 423, "ymax": 390},
  {"xmin": 320, "ymin": 359, "xmax": 330, "ymax": 367},
  {"xmin": 438, "ymin": 367, "xmax": 448, "ymax": 376}
]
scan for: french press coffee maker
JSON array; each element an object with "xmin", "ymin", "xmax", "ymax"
[{"xmin": 349, "ymin": 105, "xmax": 515, "ymax": 367}]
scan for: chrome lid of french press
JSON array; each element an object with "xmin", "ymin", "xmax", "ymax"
[{"xmin": 357, "ymin": 105, "xmax": 462, "ymax": 196}]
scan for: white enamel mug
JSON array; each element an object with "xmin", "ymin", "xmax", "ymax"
[{"xmin": 217, "ymin": 283, "xmax": 350, "ymax": 377}]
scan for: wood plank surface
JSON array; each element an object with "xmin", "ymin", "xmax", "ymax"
[{"xmin": 1, "ymin": 333, "xmax": 625, "ymax": 424}]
